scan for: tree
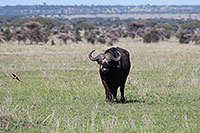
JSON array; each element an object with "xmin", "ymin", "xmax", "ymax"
[
  {"xmin": 143, "ymin": 30, "xmax": 160, "ymax": 43},
  {"xmin": 179, "ymin": 32, "xmax": 191, "ymax": 44},
  {"xmin": 75, "ymin": 22, "xmax": 95, "ymax": 30},
  {"xmin": 2, "ymin": 28, "xmax": 12, "ymax": 41},
  {"xmin": 57, "ymin": 33, "xmax": 74, "ymax": 44},
  {"xmin": 73, "ymin": 29, "xmax": 82, "ymax": 43},
  {"xmin": 191, "ymin": 28, "xmax": 200, "ymax": 45},
  {"xmin": 12, "ymin": 28, "xmax": 27, "ymax": 44},
  {"xmin": 97, "ymin": 35, "xmax": 106, "ymax": 44},
  {"xmin": 126, "ymin": 22, "xmax": 145, "ymax": 32},
  {"xmin": 84, "ymin": 30, "xmax": 97, "ymax": 44},
  {"xmin": 181, "ymin": 20, "xmax": 200, "ymax": 32},
  {"xmin": 24, "ymin": 21, "xmax": 50, "ymax": 44}
]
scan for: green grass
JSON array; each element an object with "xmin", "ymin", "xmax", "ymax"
[{"xmin": 0, "ymin": 39, "xmax": 200, "ymax": 132}]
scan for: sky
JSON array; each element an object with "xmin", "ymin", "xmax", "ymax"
[{"xmin": 0, "ymin": 0, "xmax": 200, "ymax": 6}]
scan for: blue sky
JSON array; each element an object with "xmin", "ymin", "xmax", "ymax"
[{"xmin": 0, "ymin": 0, "xmax": 200, "ymax": 6}]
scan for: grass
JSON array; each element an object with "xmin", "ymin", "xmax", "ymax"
[{"xmin": 0, "ymin": 39, "xmax": 200, "ymax": 132}]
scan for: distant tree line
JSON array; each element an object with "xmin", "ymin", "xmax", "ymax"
[{"xmin": 0, "ymin": 17, "xmax": 200, "ymax": 45}]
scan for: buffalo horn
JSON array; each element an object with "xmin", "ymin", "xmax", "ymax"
[{"xmin": 89, "ymin": 50, "xmax": 99, "ymax": 61}]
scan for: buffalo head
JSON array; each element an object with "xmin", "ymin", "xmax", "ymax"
[{"xmin": 89, "ymin": 49, "xmax": 121, "ymax": 73}]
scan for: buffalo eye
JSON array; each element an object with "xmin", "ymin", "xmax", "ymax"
[{"xmin": 97, "ymin": 60, "xmax": 102, "ymax": 64}]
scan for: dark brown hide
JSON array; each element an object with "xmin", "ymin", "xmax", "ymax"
[{"xmin": 89, "ymin": 47, "xmax": 131, "ymax": 103}]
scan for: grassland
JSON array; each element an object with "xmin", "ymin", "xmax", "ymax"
[{"xmin": 0, "ymin": 39, "xmax": 200, "ymax": 132}]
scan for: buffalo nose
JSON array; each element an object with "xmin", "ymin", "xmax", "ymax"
[{"xmin": 102, "ymin": 68, "xmax": 109, "ymax": 72}]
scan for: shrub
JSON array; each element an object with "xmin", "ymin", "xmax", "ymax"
[
  {"xmin": 107, "ymin": 41, "xmax": 114, "ymax": 46},
  {"xmin": 51, "ymin": 40, "xmax": 56, "ymax": 45},
  {"xmin": 2, "ymin": 29, "xmax": 12, "ymax": 41},
  {"xmin": 179, "ymin": 32, "xmax": 191, "ymax": 44},
  {"xmin": 97, "ymin": 36, "xmax": 106, "ymax": 44},
  {"xmin": 143, "ymin": 30, "xmax": 160, "ymax": 43},
  {"xmin": 76, "ymin": 22, "xmax": 95, "ymax": 30}
]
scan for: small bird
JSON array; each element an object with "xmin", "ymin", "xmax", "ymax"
[{"xmin": 12, "ymin": 73, "xmax": 21, "ymax": 81}]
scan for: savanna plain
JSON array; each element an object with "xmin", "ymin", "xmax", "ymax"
[{"xmin": 0, "ymin": 39, "xmax": 200, "ymax": 132}]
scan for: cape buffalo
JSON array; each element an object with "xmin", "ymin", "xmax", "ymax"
[{"xmin": 89, "ymin": 47, "xmax": 131, "ymax": 103}]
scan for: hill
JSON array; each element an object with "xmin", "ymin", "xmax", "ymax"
[{"xmin": 0, "ymin": 5, "xmax": 200, "ymax": 19}]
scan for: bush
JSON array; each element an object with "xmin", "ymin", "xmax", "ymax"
[
  {"xmin": 87, "ymin": 37, "xmax": 95, "ymax": 44},
  {"xmin": 179, "ymin": 32, "xmax": 191, "ymax": 44},
  {"xmin": 97, "ymin": 36, "xmax": 106, "ymax": 44},
  {"xmin": 143, "ymin": 30, "xmax": 160, "ymax": 43},
  {"xmin": 2, "ymin": 29, "xmax": 12, "ymax": 41},
  {"xmin": 51, "ymin": 40, "xmax": 56, "ymax": 45},
  {"xmin": 76, "ymin": 22, "xmax": 95, "ymax": 30},
  {"xmin": 90, "ymin": 38, "xmax": 95, "ymax": 44},
  {"xmin": 72, "ymin": 30, "xmax": 82, "ymax": 43},
  {"xmin": 107, "ymin": 41, "xmax": 114, "ymax": 46},
  {"xmin": 181, "ymin": 20, "xmax": 200, "ymax": 32},
  {"xmin": 128, "ymin": 32, "xmax": 136, "ymax": 39}
]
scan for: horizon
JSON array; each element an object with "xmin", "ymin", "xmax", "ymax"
[
  {"xmin": 0, "ymin": 0, "xmax": 200, "ymax": 6},
  {"xmin": 1, "ymin": 4, "xmax": 200, "ymax": 6}
]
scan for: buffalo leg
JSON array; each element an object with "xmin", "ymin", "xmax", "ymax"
[
  {"xmin": 120, "ymin": 84, "xmax": 125, "ymax": 103},
  {"xmin": 112, "ymin": 89, "xmax": 117, "ymax": 103},
  {"xmin": 102, "ymin": 80, "xmax": 112, "ymax": 102}
]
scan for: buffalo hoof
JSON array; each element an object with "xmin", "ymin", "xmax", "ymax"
[
  {"xmin": 120, "ymin": 97, "xmax": 126, "ymax": 103},
  {"xmin": 113, "ymin": 98, "xmax": 117, "ymax": 103},
  {"xmin": 105, "ymin": 98, "xmax": 112, "ymax": 102}
]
